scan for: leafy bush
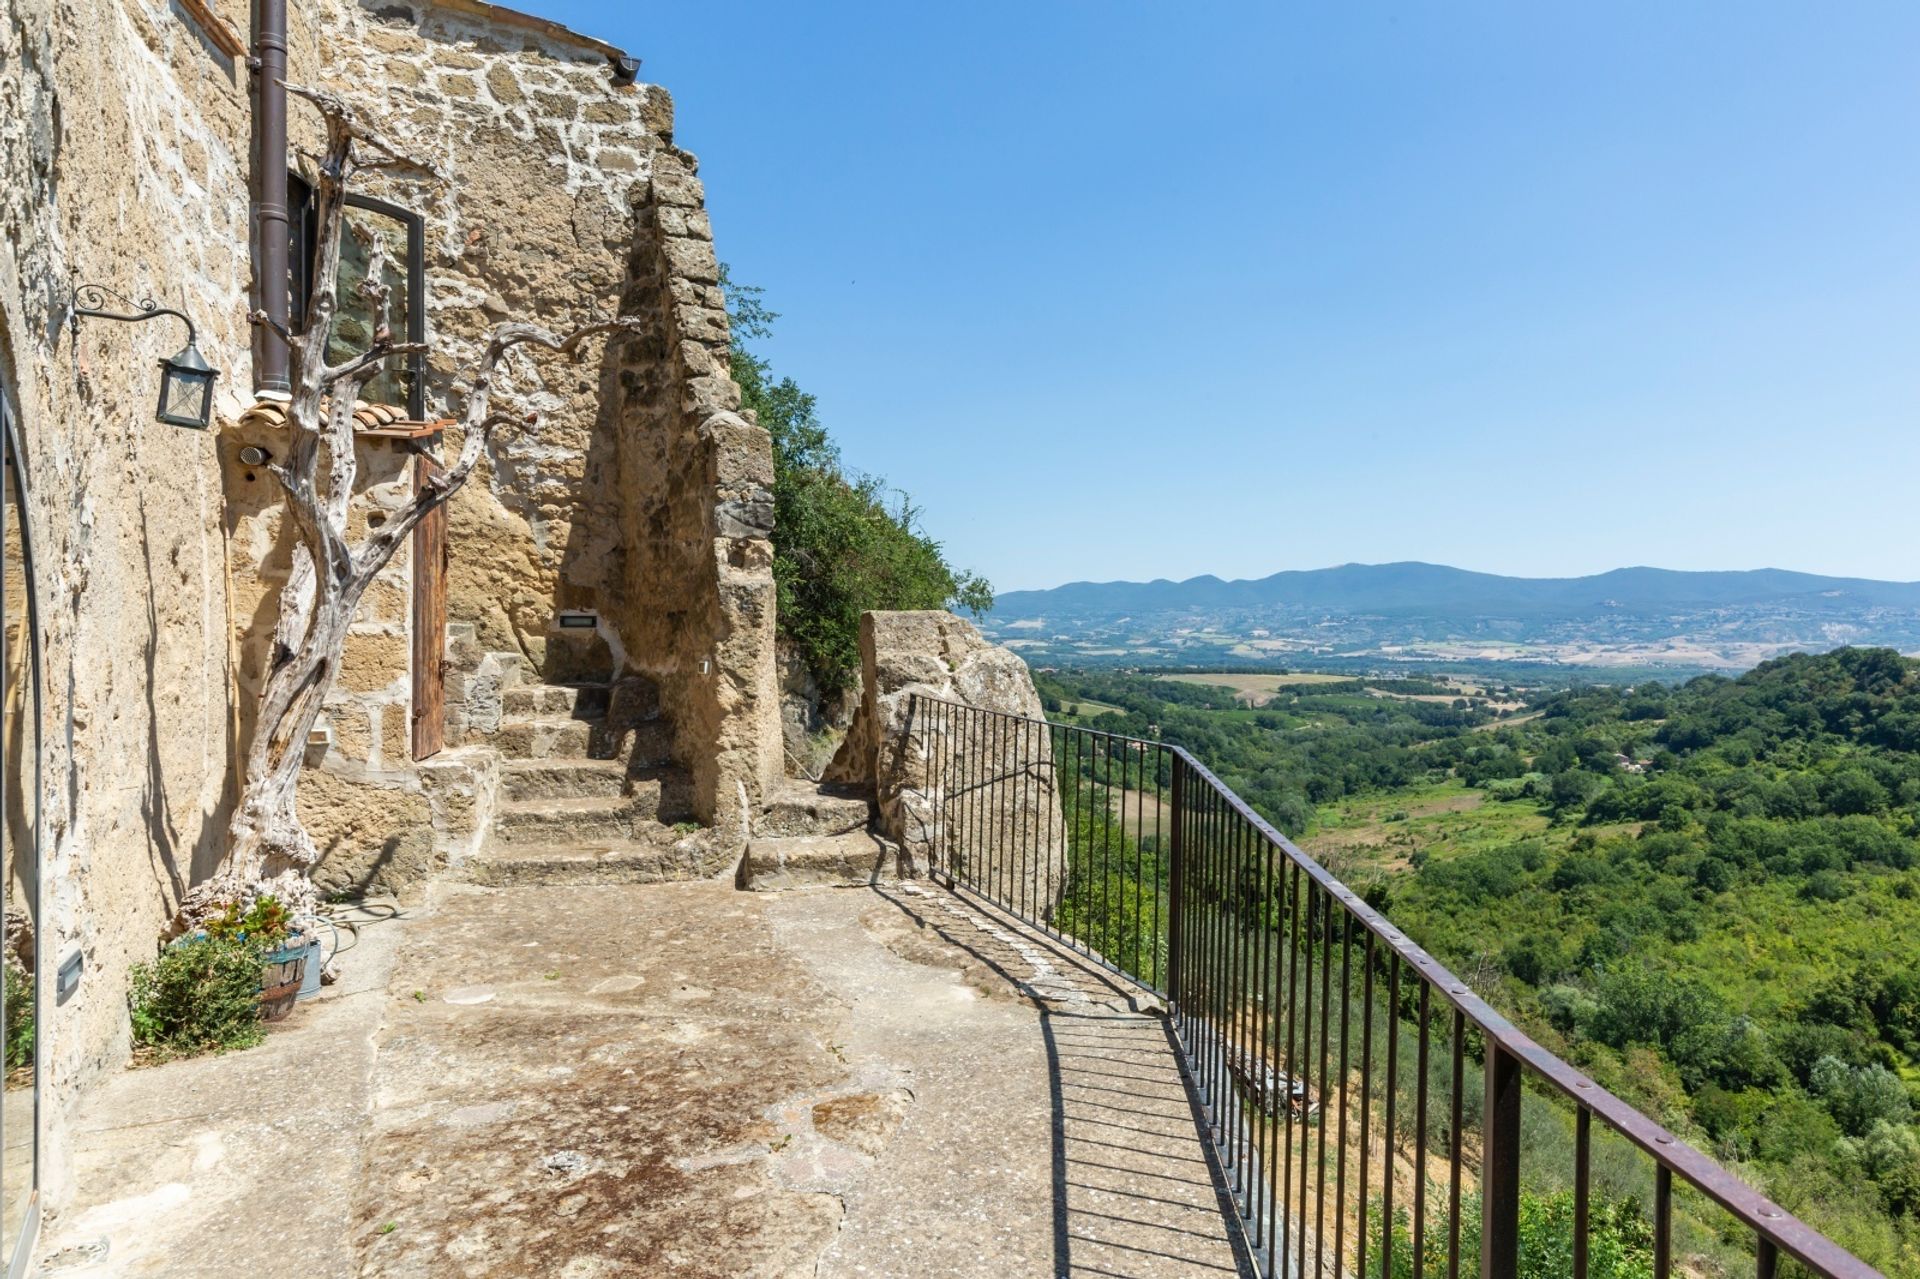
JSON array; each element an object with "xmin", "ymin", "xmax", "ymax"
[
  {"xmin": 723, "ymin": 269, "xmax": 992, "ymax": 695},
  {"xmin": 3, "ymin": 965, "xmax": 31, "ymax": 1072},
  {"xmin": 1362, "ymin": 1188, "xmax": 1653, "ymax": 1279},
  {"xmin": 128, "ymin": 936, "xmax": 265, "ymax": 1060},
  {"xmin": 1809, "ymin": 1056, "xmax": 1913, "ymax": 1136},
  {"xmin": 1517, "ymin": 1190, "xmax": 1655, "ymax": 1279}
]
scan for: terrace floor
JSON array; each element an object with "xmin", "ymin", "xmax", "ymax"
[{"xmin": 39, "ymin": 878, "xmax": 1253, "ymax": 1278}]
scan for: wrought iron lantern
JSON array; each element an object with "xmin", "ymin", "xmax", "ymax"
[{"xmin": 69, "ymin": 285, "xmax": 221, "ymax": 430}]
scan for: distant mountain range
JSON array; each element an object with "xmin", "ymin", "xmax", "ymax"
[
  {"xmin": 991, "ymin": 563, "xmax": 1920, "ymax": 621},
  {"xmin": 983, "ymin": 563, "xmax": 1920, "ymax": 676}
]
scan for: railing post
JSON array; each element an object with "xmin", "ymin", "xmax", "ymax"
[
  {"xmin": 1166, "ymin": 756, "xmax": 1185, "ymax": 1013},
  {"xmin": 1482, "ymin": 1040, "xmax": 1522, "ymax": 1279}
]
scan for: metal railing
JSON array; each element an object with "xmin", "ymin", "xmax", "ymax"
[{"xmin": 908, "ymin": 694, "xmax": 1884, "ymax": 1279}]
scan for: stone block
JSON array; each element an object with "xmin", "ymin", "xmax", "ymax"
[
  {"xmin": 379, "ymin": 702, "xmax": 412, "ymax": 768},
  {"xmin": 640, "ymin": 85, "xmax": 675, "ymax": 138},
  {"xmin": 582, "ymin": 100, "xmax": 635, "ymax": 126},
  {"xmin": 486, "ymin": 63, "xmax": 524, "ymax": 104},
  {"xmin": 327, "ymin": 706, "xmax": 375, "ymax": 765},
  {"xmin": 339, "ymin": 632, "xmax": 409, "ymax": 694},
  {"xmin": 650, "ymin": 164, "xmax": 704, "ymax": 208},
  {"xmin": 682, "ymin": 374, "xmax": 740, "ymax": 416},
  {"xmin": 662, "ymin": 236, "xmax": 719, "ymax": 283}
]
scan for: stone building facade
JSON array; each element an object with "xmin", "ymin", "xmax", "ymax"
[{"xmin": 0, "ymin": 0, "xmax": 781, "ymax": 1221}]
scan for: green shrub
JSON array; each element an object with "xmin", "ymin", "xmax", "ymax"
[
  {"xmin": 3, "ymin": 965, "xmax": 31, "ymax": 1071},
  {"xmin": 723, "ymin": 268, "xmax": 991, "ymax": 696},
  {"xmin": 128, "ymin": 936, "xmax": 265, "ymax": 1060}
]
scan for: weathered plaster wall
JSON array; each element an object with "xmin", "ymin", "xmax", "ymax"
[
  {"xmin": 0, "ymin": 0, "xmax": 787, "ymax": 1225},
  {"xmin": 0, "ymin": 0, "xmax": 316, "ymax": 1212}
]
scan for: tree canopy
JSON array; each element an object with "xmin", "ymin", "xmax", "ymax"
[{"xmin": 723, "ymin": 268, "xmax": 991, "ymax": 695}]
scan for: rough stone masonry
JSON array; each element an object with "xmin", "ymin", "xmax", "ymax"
[{"xmin": 829, "ymin": 611, "xmax": 1069, "ymax": 909}]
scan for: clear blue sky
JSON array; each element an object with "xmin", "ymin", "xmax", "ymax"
[{"xmin": 529, "ymin": 1, "xmax": 1920, "ymax": 592}]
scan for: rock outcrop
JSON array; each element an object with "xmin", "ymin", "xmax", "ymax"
[{"xmin": 826, "ymin": 612, "xmax": 1066, "ymax": 909}]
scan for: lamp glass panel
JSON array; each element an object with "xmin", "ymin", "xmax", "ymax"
[{"xmin": 160, "ymin": 369, "xmax": 212, "ymax": 428}]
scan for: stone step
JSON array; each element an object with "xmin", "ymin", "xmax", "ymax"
[
  {"xmin": 465, "ymin": 835, "xmax": 722, "ymax": 887},
  {"xmin": 498, "ymin": 757, "xmax": 630, "ymax": 803},
  {"xmin": 490, "ymin": 716, "xmax": 596, "ymax": 759},
  {"xmin": 502, "ymin": 682, "xmax": 610, "ymax": 718},
  {"xmin": 489, "ymin": 768, "xmax": 695, "ymax": 845},
  {"xmin": 754, "ymin": 779, "xmax": 873, "ymax": 839},
  {"xmin": 737, "ymin": 830, "xmax": 914, "ymax": 892},
  {"xmin": 482, "ymin": 650, "xmax": 531, "ymax": 688},
  {"xmin": 628, "ymin": 767, "xmax": 695, "ymax": 824},
  {"xmin": 491, "ymin": 794, "xmax": 638, "ymax": 847},
  {"xmin": 591, "ymin": 717, "xmax": 675, "ymax": 767}
]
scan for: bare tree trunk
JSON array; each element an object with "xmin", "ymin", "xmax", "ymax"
[{"xmin": 177, "ymin": 85, "xmax": 638, "ymax": 931}]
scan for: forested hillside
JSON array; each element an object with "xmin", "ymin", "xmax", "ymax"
[{"xmin": 1039, "ymin": 650, "xmax": 1920, "ymax": 1273}]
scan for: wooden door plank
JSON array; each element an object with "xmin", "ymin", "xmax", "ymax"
[{"xmin": 410, "ymin": 445, "xmax": 447, "ymax": 761}]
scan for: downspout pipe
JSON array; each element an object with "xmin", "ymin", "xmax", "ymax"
[{"xmin": 250, "ymin": 0, "xmax": 291, "ymax": 400}]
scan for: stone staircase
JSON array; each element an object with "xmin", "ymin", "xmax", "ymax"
[
  {"xmin": 737, "ymin": 778, "xmax": 908, "ymax": 891},
  {"xmin": 461, "ymin": 652, "xmax": 716, "ymax": 886},
  {"xmin": 448, "ymin": 636, "xmax": 902, "ymax": 890}
]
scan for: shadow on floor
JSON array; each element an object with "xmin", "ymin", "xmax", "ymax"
[{"xmin": 875, "ymin": 882, "xmax": 1258, "ymax": 1279}]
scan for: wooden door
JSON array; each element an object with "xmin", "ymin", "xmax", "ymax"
[{"xmin": 410, "ymin": 447, "xmax": 447, "ymax": 760}]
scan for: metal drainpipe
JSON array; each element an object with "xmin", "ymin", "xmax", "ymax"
[{"xmin": 250, "ymin": 0, "xmax": 291, "ymax": 400}]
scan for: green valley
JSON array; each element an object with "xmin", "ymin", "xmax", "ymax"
[{"xmin": 1035, "ymin": 648, "xmax": 1920, "ymax": 1274}]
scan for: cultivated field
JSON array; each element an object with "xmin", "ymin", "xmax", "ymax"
[{"xmin": 1157, "ymin": 672, "xmax": 1356, "ymax": 705}]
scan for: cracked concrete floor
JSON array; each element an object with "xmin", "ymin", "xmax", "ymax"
[{"xmin": 41, "ymin": 880, "xmax": 1251, "ymax": 1278}]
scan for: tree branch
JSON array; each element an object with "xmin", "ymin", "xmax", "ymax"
[
  {"xmin": 323, "ymin": 342, "xmax": 429, "ymax": 389},
  {"xmin": 248, "ymin": 307, "xmax": 299, "ymax": 352},
  {"xmin": 285, "ymin": 83, "xmax": 445, "ymax": 184}
]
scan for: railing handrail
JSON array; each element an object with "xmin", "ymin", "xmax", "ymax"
[{"xmin": 907, "ymin": 693, "xmax": 1885, "ymax": 1279}]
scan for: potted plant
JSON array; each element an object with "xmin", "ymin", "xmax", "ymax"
[{"xmin": 204, "ymin": 895, "xmax": 313, "ymax": 1023}]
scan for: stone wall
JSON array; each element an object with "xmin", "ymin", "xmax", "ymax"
[
  {"xmin": 827, "ymin": 612, "xmax": 1066, "ymax": 904},
  {"xmin": 270, "ymin": 1, "xmax": 671, "ymax": 890},
  {"xmin": 307, "ymin": 0, "xmax": 782, "ymax": 839},
  {"xmin": 313, "ymin": 0, "xmax": 659, "ymax": 676},
  {"xmin": 606, "ymin": 148, "xmax": 782, "ymax": 828}
]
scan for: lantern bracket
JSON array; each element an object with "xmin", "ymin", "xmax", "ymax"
[
  {"xmin": 68, "ymin": 283, "xmax": 198, "ymax": 351},
  {"xmin": 68, "ymin": 283, "xmax": 221, "ymax": 429}
]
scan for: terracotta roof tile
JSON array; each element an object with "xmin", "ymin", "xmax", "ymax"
[{"xmin": 240, "ymin": 398, "xmax": 426, "ymax": 434}]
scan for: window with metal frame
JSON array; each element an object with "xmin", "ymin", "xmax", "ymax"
[{"xmin": 287, "ymin": 174, "xmax": 427, "ymax": 419}]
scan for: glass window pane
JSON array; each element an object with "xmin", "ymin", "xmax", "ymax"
[
  {"xmin": 160, "ymin": 372, "xmax": 210, "ymax": 426},
  {"xmin": 330, "ymin": 206, "xmax": 415, "ymax": 412}
]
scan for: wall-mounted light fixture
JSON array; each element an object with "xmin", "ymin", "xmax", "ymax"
[{"xmin": 69, "ymin": 284, "xmax": 221, "ymax": 430}]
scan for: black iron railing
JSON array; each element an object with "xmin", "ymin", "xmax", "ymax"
[{"xmin": 908, "ymin": 694, "xmax": 1884, "ymax": 1279}]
